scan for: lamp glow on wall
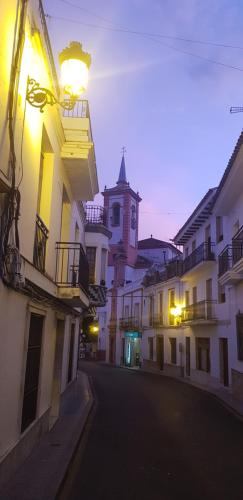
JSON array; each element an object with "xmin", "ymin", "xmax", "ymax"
[
  {"xmin": 170, "ymin": 305, "xmax": 183, "ymax": 325},
  {"xmin": 26, "ymin": 42, "xmax": 91, "ymax": 112}
]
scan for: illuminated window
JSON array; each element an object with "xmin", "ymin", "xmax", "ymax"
[{"xmin": 168, "ymin": 288, "xmax": 175, "ymax": 325}]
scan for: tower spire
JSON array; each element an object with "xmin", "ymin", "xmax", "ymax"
[{"xmin": 117, "ymin": 147, "xmax": 128, "ymax": 185}]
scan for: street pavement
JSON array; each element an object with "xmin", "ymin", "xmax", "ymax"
[{"xmin": 59, "ymin": 361, "xmax": 243, "ymax": 500}]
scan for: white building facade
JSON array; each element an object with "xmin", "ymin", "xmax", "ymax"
[{"xmin": 0, "ymin": 0, "xmax": 100, "ymax": 485}]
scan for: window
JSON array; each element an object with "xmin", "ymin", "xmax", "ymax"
[
  {"xmin": 148, "ymin": 337, "xmax": 153, "ymax": 360},
  {"xmin": 149, "ymin": 295, "xmax": 154, "ymax": 326},
  {"xmin": 185, "ymin": 290, "xmax": 190, "ymax": 306},
  {"xmin": 218, "ymin": 283, "xmax": 226, "ymax": 304},
  {"xmin": 131, "ymin": 205, "xmax": 136, "ymax": 229},
  {"xmin": 216, "ymin": 216, "xmax": 223, "ymax": 243},
  {"xmin": 169, "ymin": 288, "xmax": 175, "ymax": 325},
  {"xmin": 100, "ymin": 248, "xmax": 107, "ymax": 284},
  {"xmin": 170, "ymin": 338, "xmax": 177, "ymax": 364},
  {"xmin": 192, "ymin": 240, "xmax": 196, "ymax": 252},
  {"xmin": 112, "ymin": 203, "xmax": 120, "ymax": 226},
  {"xmin": 86, "ymin": 247, "xmax": 96, "ymax": 284},
  {"xmin": 192, "ymin": 286, "xmax": 197, "ymax": 304},
  {"xmin": 196, "ymin": 337, "xmax": 210, "ymax": 372},
  {"xmin": 185, "ymin": 247, "xmax": 189, "ymax": 258},
  {"xmin": 21, "ymin": 313, "xmax": 44, "ymax": 433},
  {"xmin": 236, "ymin": 314, "xmax": 243, "ymax": 361},
  {"xmin": 124, "ymin": 305, "xmax": 129, "ymax": 318},
  {"xmin": 134, "ymin": 303, "xmax": 139, "ymax": 320}
]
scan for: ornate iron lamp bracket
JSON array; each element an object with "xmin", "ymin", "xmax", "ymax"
[{"xmin": 26, "ymin": 78, "xmax": 76, "ymax": 112}]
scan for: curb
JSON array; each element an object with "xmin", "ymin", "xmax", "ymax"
[
  {"xmin": 138, "ymin": 365, "xmax": 243, "ymax": 423},
  {"xmin": 54, "ymin": 372, "xmax": 95, "ymax": 500}
]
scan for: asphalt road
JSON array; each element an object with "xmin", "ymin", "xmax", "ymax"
[{"xmin": 59, "ymin": 362, "xmax": 243, "ymax": 500}]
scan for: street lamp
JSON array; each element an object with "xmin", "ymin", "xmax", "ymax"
[
  {"xmin": 170, "ymin": 305, "xmax": 182, "ymax": 325},
  {"xmin": 26, "ymin": 41, "xmax": 91, "ymax": 112}
]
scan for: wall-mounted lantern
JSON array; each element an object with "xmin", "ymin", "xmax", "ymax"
[{"xmin": 26, "ymin": 41, "xmax": 91, "ymax": 112}]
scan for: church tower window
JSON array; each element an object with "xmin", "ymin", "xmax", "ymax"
[
  {"xmin": 112, "ymin": 203, "xmax": 120, "ymax": 226},
  {"xmin": 131, "ymin": 205, "xmax": 136, "ymax": 229}
]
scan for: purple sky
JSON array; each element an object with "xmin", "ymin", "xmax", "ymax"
[{"xmin": 44, "ymin": 0, "xmax": 243, "ymax": 242}]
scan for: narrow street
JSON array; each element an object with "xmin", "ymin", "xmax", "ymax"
[{"xmin": 59, "ymin": 362, "xmax": 243, "ymax": 500}]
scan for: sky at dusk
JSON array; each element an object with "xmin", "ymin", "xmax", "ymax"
[{"xmin": 44, "ymin": 0, "xmax": 243, "ymax": 242}]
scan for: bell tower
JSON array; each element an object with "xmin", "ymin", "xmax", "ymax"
[{"xmin": 102, "ymin": 153, "xmax": 141, "ymax": 277}]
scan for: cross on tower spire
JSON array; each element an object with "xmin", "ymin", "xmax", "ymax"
[{"xmin": 117, "ymin": 147, "xmax": 128, "ymax": 185}]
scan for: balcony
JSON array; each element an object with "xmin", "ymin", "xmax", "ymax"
[
  {"xmin": 181, "ymin": 300, "xmax": 217, "ymax": 325},
  {"xmin": 143, "ymin": 259, "xmax": 183, "ymax": 287},
  {"xmin": 85, "ymin": 205, "xmax": 111, "ymax": 239},
  {"xmin": 85, "ymin": 205, "xmax": 107, "ymax": 225},
  {"xmin": 55, "ymin": 242, "xmax": 89, "ymax": 307},
  {"xmin": 119, "ymin": 317, "xmax": 141, "ymax": 331},
  {"xmin": 33, "ymin": 215, "xmax": 49, "ymax": 273},
  {"xmin": 61, "ymin": 100, "xmax": 98, "ymax": 201},
  {"xmin": 218, "ymin": 226, "xmax": 243, "ymax": 285},
  {"xmin": 182, "ymin": 242, "xmax": 215, "ymax": 276}
]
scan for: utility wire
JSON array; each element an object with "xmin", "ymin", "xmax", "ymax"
[
  {"xmin": 45, "ymin": 14, "xmax": 243, "ymax": 73},
  {"xmin": 54, "ymin": 0, "xmax": 243, "ymax": 51}
]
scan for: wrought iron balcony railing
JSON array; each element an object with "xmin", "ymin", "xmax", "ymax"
[
  {"xmin": 181, "ymin": 300, "xmax": 217, "ymax": 322},
  {"xmin": 143, "ymin": 259, "xmax": 183, "ymax": 287},
  {"xmin": 183, "ymin": 242, "xmax": 215, "ymax": 274},
  {"xmin": 218, "ymin": 226, "xmax": 243, "ymax": 277},
  {"xmin": 218, "ymin": 245, "xmax": 232, "ymax": 277},
  {"xmin": 33, "ymin": 214, "xmax": 49, "ymax": 273},
  {"xmin": 119, "ymin": 317, "xmax": 141, "ymax": 331},
  {"xmin": 55, "ymin": 242, "xmax": 89, "ymax": 294},
  {"xmin": 62, "ymin": 99, "xmax": 90, "ymax": 118},
  {"xmin": 85, "ymin": 205, "xmax": 107, "ymax": 226}
]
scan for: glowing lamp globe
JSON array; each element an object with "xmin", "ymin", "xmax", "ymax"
[
  {"xmin": 59, "ymin": 42, "xmax": 91, "ymax": 97},
  {"xmin": 170, "ymin": 305, "xmax": 182, "ymax": 317}
]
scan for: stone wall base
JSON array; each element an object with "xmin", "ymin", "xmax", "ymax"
[
  {"xmin": 190, "ymin": 369, "xmax": 219, "ymax": 389},
  {"xmin": 0, "ymin": 409, "xmax": 50, "ymax": 489}
]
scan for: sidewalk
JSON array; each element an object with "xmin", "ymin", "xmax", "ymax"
[{"xmin": 0, "ymin": 371, "xmax": 93, "ymax": 500}]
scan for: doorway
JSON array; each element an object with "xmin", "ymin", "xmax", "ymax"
[
  {"xmin": 185, "ymin": 337, "xmax": 191, "ymax": 376},
  {"xmin": 49, "ymin": 319, "xmax": 65, "ymax": 428},
  {"xmin": 156, "ymin": 336, "xmax": 164, "ymax": 370},
  {"xmin": 109, "ymin": 336, "xmax": 115, "ymax": 364},
  {"xmin": 219, "ymin": 338, "xmax": 229, "ymax": 386}
]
